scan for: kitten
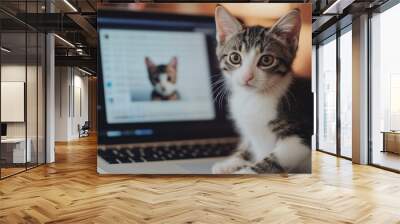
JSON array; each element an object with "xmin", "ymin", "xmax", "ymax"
[
  {"xmin": 145, "ymin": 57, "xmax": 180, "ymax": 101},
  {"xmin": 212, "ymin": 6, "xmax": 313, "ymax": 174}
]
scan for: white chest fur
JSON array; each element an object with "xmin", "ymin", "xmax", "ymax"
[{"xmin": 229, "ymin": 89, "xmax": 279, "ymax": 161}]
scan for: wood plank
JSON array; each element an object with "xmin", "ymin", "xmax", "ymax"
[{"xmin": 0, "ymin": 135, "xmax": 400, "ymax": 223}]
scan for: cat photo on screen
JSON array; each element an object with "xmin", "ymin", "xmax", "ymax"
[
  {"xmin": 145, "ymin": 57, "xmax": 180, "ymax": 101},
  {"xmin": 212, "ymin": 6, "xmax": 313, "ymax": 174}
]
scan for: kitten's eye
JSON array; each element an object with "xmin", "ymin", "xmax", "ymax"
[
  {"xmin": 154, "ymin": 77, "xmax": 159, "ymax": 82},
  {"xmin": 228, "ymin": 52, "xmax": 242, "ymax": 66},
  {"xmin": 258, "ymin": 55, "xmax": 275, "ymax": 68},
  {"xmin": 167, "ymin": 76, "xmax": 172, "ymax": 81}
]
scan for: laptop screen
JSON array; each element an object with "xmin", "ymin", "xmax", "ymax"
[
  {"xmin": 97, "ymin": 11, "xmax": 236, "ymax": 143},
  {"xmin": 99, "ymin": 28, "xmax": 215, "ymax": 124}
]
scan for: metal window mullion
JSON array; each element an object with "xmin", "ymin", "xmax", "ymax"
[
  {"xmin": 25, "ymin": 0, "xmax": 28, "ymax": 171},
  {"xmin": 36, "ymin": 0, "xmax": 39, "ymax": 167},
  {"xmin": 336, "ymin": 26, "xmax": 341, "ymax": 157},
  {"xmin": 316, "ymin": 44, "xmax": 320, "ymax": 150},
  {"xmin": 44, "ymin": 19, "xmax": 47, "ymax": 164},
  {"xmin": 367, "ymin": 10, "xmax": 373, "ymax": 165}
]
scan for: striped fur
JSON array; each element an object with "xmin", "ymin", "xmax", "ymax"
[{"xmin": 212, "ymin": 6, "xmax": 312, "ymax": 174}]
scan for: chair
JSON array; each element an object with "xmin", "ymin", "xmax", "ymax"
[{"xmin": 78, "ymin": 121, "xmax": 90, "ymax": 138}]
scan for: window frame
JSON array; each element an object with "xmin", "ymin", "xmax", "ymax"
[{"xmin": 315, "ymin": 22, "xmax": 353, "ymax": 160}]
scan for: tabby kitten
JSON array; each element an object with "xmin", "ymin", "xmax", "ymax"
[{"xmin": 212, "ymin": 6, "xmax": 313, "ymax": 174}]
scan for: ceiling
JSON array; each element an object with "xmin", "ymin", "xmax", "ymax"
[
  {"xmin": 0, "ymin": 0, "xmax": 394, "ymax": 74},
  {"xmin": 0, "ymin": 0, "xmax": 97, "ymax": 73},
  {"xmin": 311, "ymin": 0, "xmax": 390, "ymax": 42}
]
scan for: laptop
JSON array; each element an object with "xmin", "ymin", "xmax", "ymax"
[{"xmin": 97, "ymin": 10, "xmax": 238, "ymax": 174}]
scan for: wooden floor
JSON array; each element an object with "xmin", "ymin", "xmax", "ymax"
[
  {"xmin": 373, "ymin": 150, "xmax": 400, "ymax": 171},
  {"xmin": 1, "ymin": 163, "xmax": 45, "ymax": 178},
  {"xmin": 1, "ymin": 167, "xmax": 26, "ymax": 178},
  {"xmin": 1, "ymin": 135, "xmax": 400, "ymax": 223}
]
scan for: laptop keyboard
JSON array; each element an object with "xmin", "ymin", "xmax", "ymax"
[{"xmin": 98, "ymin": 142, "xmax": 237, "ymax": 164}]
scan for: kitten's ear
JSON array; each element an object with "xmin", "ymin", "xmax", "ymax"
[
  {"xmin": 145, "ymin": 57, "xmax": 156, "ymax": 68},
  {"xmin": 215, "ymin": 6, "xmax": 242, "ymax": 44},
  {"xmin": 169, "ymin": 57, "xmax": 177, "ymax": 69},
  {"xmin": 270, "ymin": 9, "xmax": 301, "ymax": 50}
]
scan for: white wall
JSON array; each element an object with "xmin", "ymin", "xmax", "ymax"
[
  {"xmin": 46, "ymin": 32, "xmax": 56, "ymax": 163},
  {"xmin": 1, "ymin": 63, "xmax": 46, "ymax": 164},
  {"xmin": 1, "ymin": 65, "xmax": 41, "ymax": 138},
  {"xmin": 71, "ymin": 73, "xmax": 89, "ymax": 139},
  {"xmin": 55, "ymin": 67, "xmax": 70, "ymax": 141},
  {"xmin": 54, "ymin": 67, "xmax": 89, "ymax": 141}
]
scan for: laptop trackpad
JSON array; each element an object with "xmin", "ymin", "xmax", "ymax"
[{"xmin": 177, "ymin": 158, "xmax": 223, "ymax": 174}]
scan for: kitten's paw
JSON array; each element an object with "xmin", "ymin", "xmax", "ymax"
[
  {"xmin": 212, "ymin": 159, "xmax": 248, "ymax": 174},
  {"xmin": 233, "ymin": 166, "xmax": 257, "ymax": 174},
  {"xmin": 251, "ymin": 155, "xmax": 286, "ymax": 174}
]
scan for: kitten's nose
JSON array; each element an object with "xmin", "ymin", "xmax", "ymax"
[
  {"xmin": 243, "ymin": 73, "xmax": 254, "ymax": 85},
  {"xmin": 161, "ymin": 87, "xmax": 166, "ymax": 92}
]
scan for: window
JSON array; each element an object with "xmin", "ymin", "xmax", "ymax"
[
  {"xmin": 370, "ymin": 2, "xmax": 400, "ymax": 171},
  {"xmin": 390, "ymin": 74, "xmax": 400, "ymax": 130},
  {"xmin": 317, "ymin": 36, "xmax": 337, "ymax": 154},
  {"xmin": 339, "ymin": 28, "xmax": 352, "ymax": 158}
]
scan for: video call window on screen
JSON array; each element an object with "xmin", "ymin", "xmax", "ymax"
[{"xmin": 99, "ymin": 29, "xmax": 216, "ymax": 124}]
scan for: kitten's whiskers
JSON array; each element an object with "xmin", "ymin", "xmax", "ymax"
[{"xmin": 212, "ymin": 79, "xmax": 228, "ymax": 109}]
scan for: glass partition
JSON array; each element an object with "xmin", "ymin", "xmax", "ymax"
[
  {"xmin": 26, "ymin": 0, "xmax": 41, "ymax": 170},
  {"xmin": 38, "ymin": 32, "xmax": 45, "ymax": 165},
  {"xmin": 27, "ymin": 31, "xmax": 38, "ymax": 169},
  {"xmin": 0, "ymin": 1, "xmax": 46, "ymax": 179},
  {"xmin": 1, "ymin": 30, "xmax": 28, "ymax": 177}
]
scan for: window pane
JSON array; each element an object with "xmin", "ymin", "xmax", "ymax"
[
  {"xmin": 38, "ymin": 32, "xmax": 46, "ymax": 165},
  {"xmin": 318, "ymin": 37, "xmax": 337, "ymax": 154},
  {"xmin": 371, "ymin": 3, "xmax": 400, "ymax": 171},
  {"xmin": 340, "ymin": 29, "xmax": 352, "ymax": 158},
  {"xmin": 27, "ymin": 31, "xmax": 38, "ymax": 169}
]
